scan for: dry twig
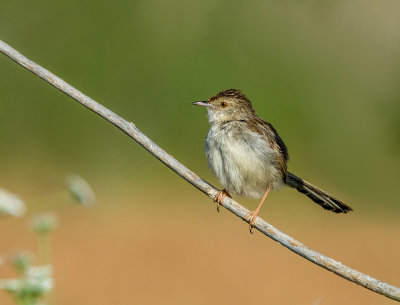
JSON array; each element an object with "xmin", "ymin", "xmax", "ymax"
[{"xmin": 1, "ymin": 39, "xmax": 399, "ymax": 302}]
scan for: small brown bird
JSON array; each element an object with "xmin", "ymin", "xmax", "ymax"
[{"xmin": 193, "ymin": 89, "xmax": 352, "ymax": 232}]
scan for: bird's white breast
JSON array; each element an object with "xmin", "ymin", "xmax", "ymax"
[{"xmin": 205, "ymin": 122, "xmax": 283, "ymax": 198}]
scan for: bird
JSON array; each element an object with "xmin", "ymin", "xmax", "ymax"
[{"xmin": 193, "ymin": 89, "xmax": 352, "ymax": 232}]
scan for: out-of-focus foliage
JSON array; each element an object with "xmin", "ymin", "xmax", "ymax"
[{"xmin": 0, "ymin": 0, "xmax": 399, "ymax": 210}]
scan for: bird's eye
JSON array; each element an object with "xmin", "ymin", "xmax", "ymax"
[{"xmin": 220, "ymin": 102, "xmax": 227, "ymax": 108}]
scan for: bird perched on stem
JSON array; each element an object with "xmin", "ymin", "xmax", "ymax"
[{"xmin": 193, "ymin": 89, "xmax": 352, "ymax": 233}]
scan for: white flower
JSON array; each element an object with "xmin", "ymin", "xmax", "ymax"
[
  {"xmin": 0, "ymin": 265, "xmax": 53, "ymax": 298},
  {"xmin": 0, "ymin": 278, "xmax": 20, "ymax": 292},
  {"xmin": 0, "ymin": 188, "xmax": 26, "ymax": 217},
  {"xmin": 31, "ymin": 213, "xmax": 57, "ymax": 234},
  {"xmin": 25, "ymin": 265, "xmax": 54, "ymax": 295},
  {"xmin": 12, "ymin": 252, "xmax": 34, "ymax": 273},
  {"xmin": 66, "ymin": 175, "xmax": 95, "ymax": 207},
  {"xmin": 26, "ymin": 265, "xmax": 53, "ymax": 292}
]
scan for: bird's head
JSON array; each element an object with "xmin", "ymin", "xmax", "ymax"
[{"xmin": 193, "ymin": 89, "xmax": 255, "ymax": 123}]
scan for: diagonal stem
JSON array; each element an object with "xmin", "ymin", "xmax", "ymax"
[{"xmin": 0, "ymin": 40, "xmax": 399, "ymax": 302}]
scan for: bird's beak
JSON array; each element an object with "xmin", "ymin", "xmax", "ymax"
[{"xmin": 192, "ymin": 101, "xmax": 214, "ymax": 108}]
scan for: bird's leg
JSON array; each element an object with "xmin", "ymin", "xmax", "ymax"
[
  {"xmin": 213, "ymin": 189, "xmax": 231, "ymax": 212},
  {"xmin": 245, "ymin": 187, "xmax": 270, "ymax": 233}
]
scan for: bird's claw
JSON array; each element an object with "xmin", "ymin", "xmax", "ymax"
[
  {"xmin": 244, "ymin": 209, "xmax": 259, "ymax": 234},
  {"xmin": 213, "ymin": 189, "xmax": 230, "ymax": 212}
]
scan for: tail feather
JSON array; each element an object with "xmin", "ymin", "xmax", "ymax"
[{"xmin": 285, "ymin": 172, "xmax": 353, "ymax": 213}]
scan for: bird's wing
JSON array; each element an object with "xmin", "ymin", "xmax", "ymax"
[{"xmin": 248, "ymin": 116, "xmax": 289, "ymax": 180}]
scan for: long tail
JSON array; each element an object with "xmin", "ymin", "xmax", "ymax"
[{"xmin": 285, "ymin": 172, "xmax": 353, "ymax": 213}]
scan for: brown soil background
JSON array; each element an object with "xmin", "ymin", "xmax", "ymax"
[{"xmin": 0, "ymin": 191, "xmax": 399, "ymax": 305}]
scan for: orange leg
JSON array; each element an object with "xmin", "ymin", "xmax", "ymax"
[
  {"xmin": 245, "ymin": 187, "xmax": 270, "ymax": 233},
  {"xmin": 213, "ymin": 189, "xmax": 231, "ymax": 212}
]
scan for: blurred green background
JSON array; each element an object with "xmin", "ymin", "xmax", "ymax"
[
  {"xmin": 1, "ymin": 1, "xmax": 400, "ymax": 304},
  {"xmin": 1, "ymin": 0, "xmax": 399, "ymax": 212}
]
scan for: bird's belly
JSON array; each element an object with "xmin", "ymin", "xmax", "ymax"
[{"xmin": 205, "ymin": 128, "xmax": 283, "ymax": 198}]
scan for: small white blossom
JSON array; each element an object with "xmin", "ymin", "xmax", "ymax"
[
  {"xmin": 31, "ymin": 213, "xmax": 57, "ymax": 234},
  {"xmin": 66, "ymin": 175, "xmax": 95, "ymax": 207},
  {"xmin": 25, "ymin": 265, "xmax": 53, "ymax": 292},
  {"xmin": 0, "ymin": 265, "xmax": 53, "ymax": 300},
  {"xmin": 12, "ymin": 252, "xmax": 34, "ymax": 273},
  {"xmin": 0, "ymin": 278, "xmax": 20, "ymax": 292},
  {"xmin": 0, "ymin": 188, "xmax": 26, "ymax": 217}
]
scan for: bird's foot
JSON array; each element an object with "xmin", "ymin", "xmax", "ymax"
[
  {"xmin": 244, "ymin": 208, "xmax": 260, "ymax": 234},
  {"xmin": 213, "ymin": 189, "xmax": 231, "ymax": 212}
]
